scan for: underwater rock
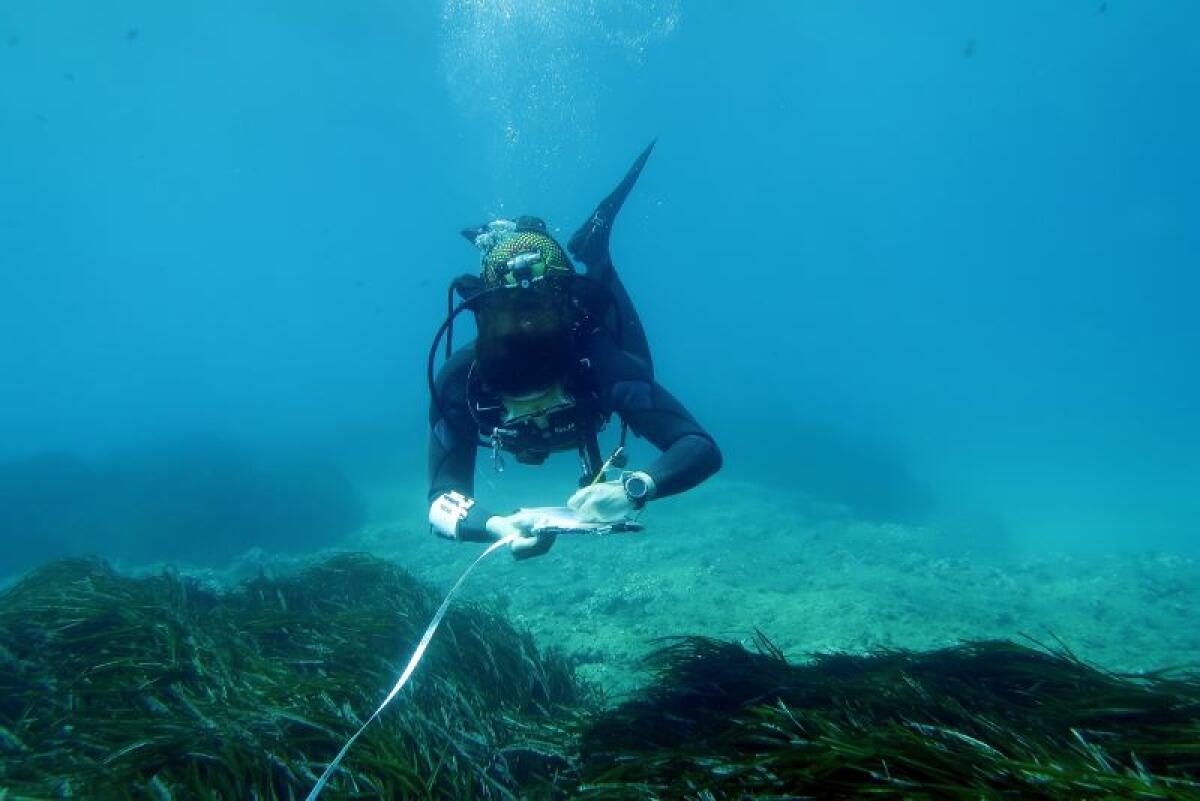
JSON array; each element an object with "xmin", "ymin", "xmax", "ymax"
[
  {"xmin": 735, "ymin": 417, "xmax": 937, "ymax": 526},
  {"xmin": 0, "ymin": 439, "xmax": 366, "ymax": 574}
]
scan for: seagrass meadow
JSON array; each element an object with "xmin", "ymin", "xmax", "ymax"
[
  {"xmin": 2, "ymin": 551, "xmax": 1199, "ymax": 799},
  {"xmin": 4, "ymin": 2, "xmax": 1200, "ymax": 798},
  {"xmin": 0, "ymin": 555, "xmax": 585, "ymax": 799}
]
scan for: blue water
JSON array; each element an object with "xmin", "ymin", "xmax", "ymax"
[{"xmin": 1, "ymin": 2, "xmax": 1197, "ymax": 572}]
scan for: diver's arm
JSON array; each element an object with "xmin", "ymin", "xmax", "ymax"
[
  {"xmin": 613, "ymin": 380, "xmax": 723, "ymax": 499},
  {"xmin": 426, "ymin": 352, "xmax": 497, "ymax": 542},
  {"xmin": 427, "ymin": 409, "xmax": 475, "ymax": 502},
  {"xmin": 425, "ymin": 353, "xmax": 553, "ymax": 558},
  {"xmin": 426, "ymin": 429, "xmax": 552, "ymax": 557},
  {"xmin": 567, "ymin": 380, "xmax": 719, "ymax": 523},
  {"xmin": 642, "ymin": 431, "xmax": 722, "ymax": 499},
  {"xmin": 427, "ymin": 432, "xmax": 497, "ymax": 543}
]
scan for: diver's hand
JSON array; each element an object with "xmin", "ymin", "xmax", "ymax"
[
  {"xmin": 568, "ymin": 480, "xmax": 635, "ymax": 523},
  {"xmin": 485, "ymin": 511, "xmax": 558, "ymax": 561}
]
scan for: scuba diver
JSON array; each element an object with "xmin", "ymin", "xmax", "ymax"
[{"xmin": 427, "ymin": 143, "xmax": 722, "ymax": 559}]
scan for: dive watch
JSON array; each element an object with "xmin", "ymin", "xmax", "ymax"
[{"xmin": 622, "ymin": 471, "xmax": 653, "ymax": 510}]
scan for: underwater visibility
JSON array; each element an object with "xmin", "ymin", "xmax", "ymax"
[{"xmin": 2, "ymin": 2, "xmax": 1199, "ymax": 798}]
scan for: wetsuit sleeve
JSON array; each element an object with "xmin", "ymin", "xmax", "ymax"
[
  {"xmin": 608, "ymin": 377, "xmax": 723, "ymax": 499},
  {"xmin": 427, "ymin": 348, "xmax": 495, "ymax": 540},
  {"xmin": 427, "ymin": 412, "xmax": 477, "ymax": 501}
]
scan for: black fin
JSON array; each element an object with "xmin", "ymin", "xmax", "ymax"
[
  {"xmin": 460, "ymin": 225, "xmax": 486, "ymax": 244},
  {"xmin": 452, "ymin": 274, "xmax": 484, "ymax": 301},
  {"xmin": 514, "ymin": 215, "xmax": 548, "ymax": 234},
  {"xmin": 567, "ymin": 141, "xmax": 657, "ymax": 375},
  {"xmin": 568, "ymin": 140, "xmax": 656, "ymax": 271}
]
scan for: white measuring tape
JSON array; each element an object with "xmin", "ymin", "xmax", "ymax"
[
  {"xmin": 305, "ymin": 533, "xmax": 517, "ymax": 800},
  {"xmin": 305, "ymin": 508, "xmax": 642, "ymax": 798}
]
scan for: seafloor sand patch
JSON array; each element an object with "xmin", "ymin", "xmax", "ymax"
[{"xmin": 358, "ymin": 478, "xmax": 1199, "ymax": 699}]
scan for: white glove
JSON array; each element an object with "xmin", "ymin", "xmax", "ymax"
[
  {"xmin": 486, "ymin": 510, "xmax": 557, "ymax": 560},
  {"xmin": 567, "ymin": 480, "xmax": 635, "ymax": 523}
]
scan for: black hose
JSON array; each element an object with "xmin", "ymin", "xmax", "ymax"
[
  {"xmin": 445, "ymin": 282, "xmax": 457, "ymax": 360},
  {"xmin": 427, "ymin": 291, "xmax": 495, "ymax": 446}
]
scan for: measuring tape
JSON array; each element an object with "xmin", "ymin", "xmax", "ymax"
[{"xmin": 305, "ymin": 534, "xmax": 517, "ymax": 800}]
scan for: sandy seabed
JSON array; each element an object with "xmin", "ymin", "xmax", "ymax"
[{"xmin": 356, "ymin": 477, "xmax": 1200, "ymax": 699}]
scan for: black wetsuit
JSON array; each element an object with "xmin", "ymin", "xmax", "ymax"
[
  {"xmin": 427, "ymin": 327, "xmax": 722, "ymax": 536},
  {"xmin": 429, "ymin": 142, "xmax": 718, "ymax": 537}
]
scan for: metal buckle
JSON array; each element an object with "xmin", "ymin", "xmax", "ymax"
[{"xmin": 490, "ymin": 427, "xmax": 513, "ymax": 472}]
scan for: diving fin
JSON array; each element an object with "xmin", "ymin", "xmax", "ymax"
[
  {"xmin": 461, "ymin": 216, "xmax": 548, "ymax": 246},
  {"xmin": 567, "ymin": 140, "xmax": 657, "ymax": 375},
  {"xmin": 460, "ymin": 225, "xmax": 487, "ymax": 244},
  {"xmin": 568, "ymin": 140, "xmax": 656, "ymax": 276},
  {"xmin": 451, "ymin": 273, "xmax": 484, "ymax": 301}
]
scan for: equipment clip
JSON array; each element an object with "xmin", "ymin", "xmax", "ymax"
[{"xmin": 490, "ymin": 427, "xmax": 513, "ymax": 472}]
